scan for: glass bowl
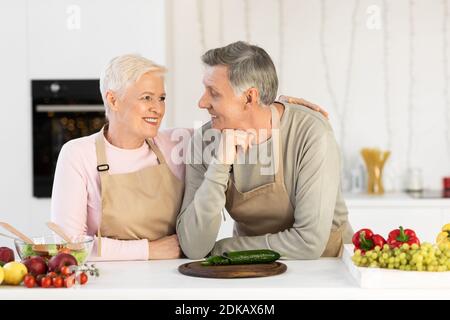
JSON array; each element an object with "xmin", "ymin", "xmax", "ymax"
[{"xmin": 14, "ymin": 235, "xmax": 94, "ymax": 265}]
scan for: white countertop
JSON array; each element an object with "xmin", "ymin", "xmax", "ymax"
[
  {"xmin": 344, "ymin": 192, "xmax": 450, "ymax": 208},
  {"xmin": 1, "ymin": 258, "xmax": 449, "ymax": 300}
]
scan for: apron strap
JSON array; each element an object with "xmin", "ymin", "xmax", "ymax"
[
  {"xmin": 95, "ymin": 127, "xmax": 110, "ymax": 175},
  {"xmin": 94, "ymin": 127, "xmax": 109, "ymax": 256},
  {"xmin": 146, "ymin": 138, "xmax": 167, "ymax": 165},
  {"xmin": 270, "ymin": 105, "xmax": 284, "ymax": 184}
]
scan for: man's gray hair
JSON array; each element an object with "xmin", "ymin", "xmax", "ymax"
[{"xmin": 201, "ymin": 41, "xmax": 278, "ymax": 105}]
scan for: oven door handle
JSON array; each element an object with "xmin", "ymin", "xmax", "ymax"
[{"xmin": 35, "ymin": 105, "xmax": 105, "ymax": 112}]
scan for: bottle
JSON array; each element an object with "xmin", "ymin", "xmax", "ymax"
[
  {"xmin": 443, "ymin": 177, "xmax": 450, "ymax": 190},
  {"xmin": 406, "ymin": 168, "xmax": 423, "ymax": 192},
  {"xmin": 350, "ymin": 166, "xmax": 364, "ymax": 193},
  {"xmin": 443, "ymin": 177, "xmax": 450, "ymax": 198}
]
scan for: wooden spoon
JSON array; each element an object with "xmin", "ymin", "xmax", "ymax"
[
  {"xmin": 46, "ymin": 222, "xmax": 84, "ymax": 251},
  {"xmin": 0, "ymin": 222, "xmax": 48, "ymax": 254},
  {"xmin": 0, "ymin": 232, "xmax": 20, "ymax": 241}
]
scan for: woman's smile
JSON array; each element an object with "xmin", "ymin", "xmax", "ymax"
[{"xmin": 143, "ymin": 117, "xmax": 159, "ymax": 125}]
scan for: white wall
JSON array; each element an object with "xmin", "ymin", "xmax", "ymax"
[
  {"xmin": 0, "ymin": 0, "xmax": 166, "ymax": 247},
  {"xmin": 0, "ymin": 0, "xmax": 32, "ymax": 248},
  {"xmin": 168, "ymin": 0, "xmax": 450, "ymax": 191}
]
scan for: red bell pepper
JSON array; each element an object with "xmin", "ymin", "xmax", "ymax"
[
  {"xmin": 352, "ymin": 229, "xmax": 387, "ymax": 253},
  {"xmin": 387, "ymin": 226, "xmax": 420, "ymax": 248}
]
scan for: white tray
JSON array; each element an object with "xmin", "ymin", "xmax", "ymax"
[{"xmin": 342, "ymin": 244, "xmax": 450, "ymax": 289}]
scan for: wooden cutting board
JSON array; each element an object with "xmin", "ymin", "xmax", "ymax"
[{"xmin": 178, "ymin": 261, "xmax": 287, "ymax": 278}]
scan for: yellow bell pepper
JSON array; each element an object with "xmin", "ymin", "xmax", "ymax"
[{"xmin": 436, "ymin": 223, "xmax": 450, "ymax": 245}]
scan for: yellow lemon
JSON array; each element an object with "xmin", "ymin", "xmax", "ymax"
[
  {"xmin": 0, "ymin": 266, "xmax": 4, "ymax": 285},
  {"xmin": 442, "ymin": 223, "xmax": 450, "ymax": 232},
  {"xmin": 3, "ymin": 262, "xmax": 27, "ymax": 285}
]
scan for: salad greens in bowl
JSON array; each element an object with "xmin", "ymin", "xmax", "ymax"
[{"xmin": 14, "ymin": 235, "xmax": 94, "ymax": 264}]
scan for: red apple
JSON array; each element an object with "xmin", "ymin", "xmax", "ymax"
[
  {"xmin": 23, "ymin": 256, "xmax": 48, "ymax": 276},
  {"xmin": 48, "ymin": 253, "xmax": 77, "ymax": 272},
  {"xmin": 0, "ymin": 247, "xmax": 15, "ymax": 265}
]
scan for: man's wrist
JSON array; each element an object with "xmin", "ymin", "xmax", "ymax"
[{"xmin": 205, "ymin": 158, "xmax": 232, "ymax": 186}]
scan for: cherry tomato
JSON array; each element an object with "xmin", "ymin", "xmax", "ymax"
[
  {"xmin": 78, "ymin": 272, "xmax": 88, "ymax": 285},
  {"xmin": 52, "ymin": 276, "xmax": 64, "ymax": 288},
  {"xmin": 60, "ymin": 266, "xmax": 73, "ymax": 276},
  {"xmin": 64, "ymin": 275, "xmax": 75, "ymax": 288},
  {"xmin": 40, "ymin": 276, "xmax": 52, "ymax": 288},
  {"xmin": 47, "ymin": 272, "xmax": 58, "ymax": 278},
  {"xmin": 24, "ymin": 275, "xmax": 36, "ymax": 288},
  {"xmin": 36, "ymin": 274, "xmax": 45, "ymax": 287}
]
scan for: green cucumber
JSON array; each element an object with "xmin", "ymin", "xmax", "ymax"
[
  {"xmin": 201, "ymin": 249, "xmax": 281, "ymax": 266},
  {"xmin": 224, "ymin": 250, "xmax": 281, "ymax": 264},
  {"xmin": 201, "ymin": 255, "xmax": 230, "ymax": 266}
]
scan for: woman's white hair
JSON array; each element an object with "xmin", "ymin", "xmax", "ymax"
[{"xmin": 99, "ymin": 54, "xmax": 166, "ymax": 117}]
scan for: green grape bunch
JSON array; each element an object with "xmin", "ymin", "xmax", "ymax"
[{"xmin": 351, "ymin": 243, "xmax": 450, "ymax": 272}]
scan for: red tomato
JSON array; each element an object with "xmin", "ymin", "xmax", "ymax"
[
  {"xmin": 47, "ymin": 272, "xmax": 58, "ymax": 278},
  {"xmin": 24, "ymin": 275, "xmax": 36, "ymax": 288},
  {"xmin": 36, "ymin": 274, "xmax": 45, "ymax": 287},
  {"xmin": 60, "ymin": 266, "xmax": 73, "ymax": 276},
  {"xmin": 52, "ymin": 276, "xmax": 64, "ymax": 288},
  {"xmin": 78, "ymin": 272, "xmax": 88, "ymax": 285},
  {"xmin": 41, "ymin": 276, "xmax": 52, "ymax": 288},
  {"xmin": 64, "ymin": 275, "xmax": 75, "ymax": 288}
]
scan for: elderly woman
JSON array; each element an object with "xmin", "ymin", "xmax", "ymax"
[{"xmin": 51, "ymin": 54, "xmax": 185, "ymax": 261}]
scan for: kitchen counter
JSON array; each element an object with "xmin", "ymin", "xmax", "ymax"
[
  {"xmin": 345, "ymin": 192, "xmax": 450, "ymax": 208},
  {"xmin": 344, "ymin": 192, "xmax": 450, "ymax": 208},
  {"xmin": 1, "ymin": 258, "xmax": 449, "ymax": 300},
  {"xmin": 343, "ymin": 192, "xmax": 450, "ymax": 243}
]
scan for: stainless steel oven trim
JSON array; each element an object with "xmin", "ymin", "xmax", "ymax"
[{"xmin": 36, "ymin": 105, "xmax": 105, "ymax": 112}]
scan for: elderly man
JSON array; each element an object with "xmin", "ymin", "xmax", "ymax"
[{"xmin": 176, "ymin": 41, "xmax": 352, "ymax": 260}]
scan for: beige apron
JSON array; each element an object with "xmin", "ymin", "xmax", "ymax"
[
  {"xmin": 225, "ymin": 105, "xmax": 344, "ymax": 257},
  {"xmin": 95, "ymin": 126, "xmax": 183, "ymax": 256}
]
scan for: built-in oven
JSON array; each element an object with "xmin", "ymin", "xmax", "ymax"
[{"xmin": 32, "ymin": 80, "xmax": 106, "ymax": 198}]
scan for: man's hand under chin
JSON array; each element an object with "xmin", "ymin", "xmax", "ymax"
[{"xmin": 215, "ymin": 129, "xmax": 255, "ymax": 165}]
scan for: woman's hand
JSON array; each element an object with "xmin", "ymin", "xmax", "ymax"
[
  {"xmin": 278, "ymin": 95, "xmax": 329, "ymax": 119},
  {"xmin": 148, "ymin": 234, "xmax": 182, "ymax": 260}
]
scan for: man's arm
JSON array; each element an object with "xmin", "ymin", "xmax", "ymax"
[
  {"xmin": 210, "ymin": 130, "xmax": 340, "ymax": 259},
  {"xmin": 176, "ymin": 129, "xmax": 232, "ymax": 259}
]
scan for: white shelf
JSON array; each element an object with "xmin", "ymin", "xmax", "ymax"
[{"xmin": 344, "ymin": 192, "xmax": 450, "ymax": 208}]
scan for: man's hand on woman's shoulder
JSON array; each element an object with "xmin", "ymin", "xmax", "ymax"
[{"xmin": 278, "ymin": 95, "xmax": 329, "ymax": 119}]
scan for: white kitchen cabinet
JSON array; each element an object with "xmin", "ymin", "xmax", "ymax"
[
  {"xmin": 348, "ymin": 208, "xmax": 443, "ymax": 243},
  {"xmin": 27, "ymin": 0, "xmax": 166, "ymax": 79}
]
